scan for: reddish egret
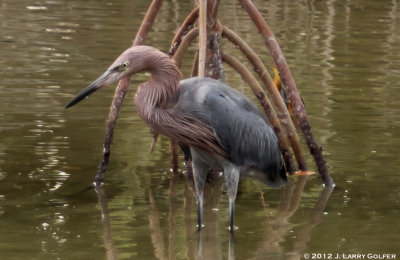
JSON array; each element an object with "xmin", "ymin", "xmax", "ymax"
[{"xmin": 66, "ymin": 45, "xmax": 287, "ymax": 231}]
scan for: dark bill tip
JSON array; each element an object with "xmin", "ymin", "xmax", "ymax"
[
  {"xmin": 65, "ymin": 70, "xmax": 113, "ymax": 109},
  {"xmin": 65, "ymin": 84, "xmax": 99, "ymax": 108}
]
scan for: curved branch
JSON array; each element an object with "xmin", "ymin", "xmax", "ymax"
[
  {"xmin": 222, "ymin": 53, "xmax": 296, "ymax": 173},
  {"xmin": 222, "ymin": 25, "xmax": 306, "ymax": 173},
  {"xmin": 133, "ymin": 0, "xmax": 164, "ymax": 46},
  {"xmin": 95, "ymin": 0, "xmax": 164, "ymax": 184},
  {"xmin": 95, "ymin": 78, "xmax": 129, "ymax": 184},
  {"xmin": 172, "ymin": 27, "xmax": 199, "ymax": 67},
  {"xmin": 239, "ymin": 0, "xmax": 334, "ymax": 186},
  {"xmin": 191, "ymin": 50, "xmax": 199, "ymax": 77},
  {"xmin": 169, "ymin": 7, "xmax": 199, "ymax": 56}
]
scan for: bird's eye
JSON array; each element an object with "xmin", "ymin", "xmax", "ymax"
[{"xmin": 119, "ymin": 61, "xmax": 129, "ymax": 72}]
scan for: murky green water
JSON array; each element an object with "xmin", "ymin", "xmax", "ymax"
[{"xmin": 1, "ymin": 0, "xmax": 400, "ymax": 259}]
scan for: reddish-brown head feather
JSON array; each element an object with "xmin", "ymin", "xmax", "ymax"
[{"xmin": 130, "ymin": 46, "xmax": 226, "ymax": 158}]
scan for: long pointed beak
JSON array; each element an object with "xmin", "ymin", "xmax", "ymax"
[{"xmin": 65, "ymin": 70, "xmax": 114, "ymax": 108}]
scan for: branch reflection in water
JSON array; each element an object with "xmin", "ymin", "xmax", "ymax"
[
  {"xmin": 95, "ymin": 186, "xmax": 117, "ymax": 260},
  {"xmin": 95, "ymin": 174, "xmax": 333, "ymax": 259}
]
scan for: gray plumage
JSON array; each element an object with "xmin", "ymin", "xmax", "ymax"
[
  {"xmin": 178, "ymin": 77, "xmax": 286, "ymax": 230},
  {"xmin": 178, "ymin": 77, "xmax": 286, "ymax": 185},
  {"xmin": 65, "ymin": 46, "xmax": 286, "ymax": 231}
]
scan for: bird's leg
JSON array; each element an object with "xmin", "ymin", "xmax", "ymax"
[
  {"xmin": 197, "ymin": 192, "xmax": 204, "ymax": 230},
  {"xmin": 190, "ymin": 149, "xmax": 208, "ymax": 230},
  {"xmin": 223, "ymin": 164, "xmax": 240, "ymax": 231}
]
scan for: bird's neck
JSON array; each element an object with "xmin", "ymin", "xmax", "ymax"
[{"xmin": 134, "ymin": 50, "xmax": 182, "ymax": 123}]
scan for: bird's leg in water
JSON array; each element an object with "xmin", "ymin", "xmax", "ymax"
[
  {"xmin": 197, "ymin": 193, "xmax": 204, "ymax": 230},
  {"xmin": 223, "ymin": 163, "xmax": 240, "ymax": 231},
  {"xmin": 191, "ymin": 150, "xmax": 208, "ymax": 230}
]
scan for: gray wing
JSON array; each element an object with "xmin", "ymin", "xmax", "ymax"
[{"xmin": 178, "ymin": 77, "xmax": 282, "ymax": 173}]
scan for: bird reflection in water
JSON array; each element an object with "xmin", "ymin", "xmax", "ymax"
[{"xmin": 95, "ymin": 175, "xmax": 333, "ymax": 260}]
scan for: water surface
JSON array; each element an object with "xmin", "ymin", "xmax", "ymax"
[{"xmin": 1, "ymin": 0, "xmax": 400, "ymax": 259}]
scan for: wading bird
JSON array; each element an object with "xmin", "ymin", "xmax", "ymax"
[{"xmin": 66, "ymin": 45, "xmax": 287, "ymax": 231}]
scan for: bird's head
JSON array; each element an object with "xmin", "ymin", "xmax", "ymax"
[{"xmin": 65, "ymin": 46, "xmax": 158, "ymax": 109}]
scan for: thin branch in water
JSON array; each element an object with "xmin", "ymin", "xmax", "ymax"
[
  {"xmin": 150, "ymin": 131, "xmax": 159, "ymax": 153},
  {"xmin": 95, "ymin": 78, "xmax": 129, "ymax": 184},
  {"xmin": 96, "ymin": 0, "xmax": 165, "ymax": 184}
]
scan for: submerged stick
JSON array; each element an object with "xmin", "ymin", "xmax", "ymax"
[
  {"xmin": 222, "ymin": 53, "xmax": 295, "ymax": 173},
  {"xmin": 95, "ymin": 0, "xmax": 164, "ymax": 184},
  {"xmin": 95, "ymin": 78, "xmax": 129, "ymax": 184},
  {"xmin": 239, "ymin": 0, "xmax": 334, "ymax": 186},
  {"xmin": 222, "ymin": 25, "xmax": 305, "ymax": 173}
]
